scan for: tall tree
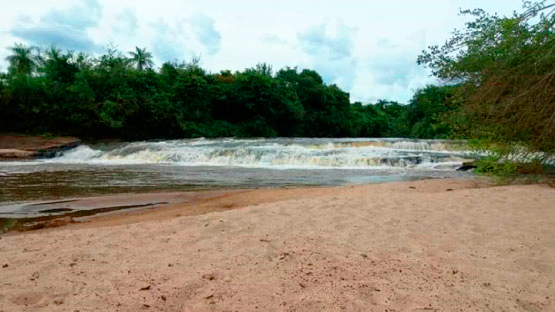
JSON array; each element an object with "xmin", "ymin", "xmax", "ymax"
[
  {"xmin": 5, "ymin": 43, "xmax": 37, "ymax": 76},
  {"xmin": 40, "ymin": 46, "xmax": 78, "ymax": 84},
  {"xmin": 128, "ymin": 47, "xmax": 154, "ymax": 71},
  {"xmin": 418, "ymin": 1, "xmax": 555, "ymax": 156}
]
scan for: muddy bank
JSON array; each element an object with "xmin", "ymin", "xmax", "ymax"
[{"xmin": 0, "ymin": 134, "xmax": 81, "ymax": 160}]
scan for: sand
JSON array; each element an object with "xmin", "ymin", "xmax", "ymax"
[{"xmin": 0, "ymin": 178, "xmax": 554, "ymax": 311}]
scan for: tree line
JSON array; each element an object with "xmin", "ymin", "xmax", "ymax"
[{"xmin": 0, "ymin": 46, "xmax": 453, "ymax": 140}]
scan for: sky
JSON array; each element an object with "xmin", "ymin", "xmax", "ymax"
[{"xmin": 0, "ymin": 0, "xmax": 525, "ymax": 103}]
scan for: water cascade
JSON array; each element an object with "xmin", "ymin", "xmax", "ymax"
[{"xmin": 50, "ymin": 138, "xmax": 473, "ymax": 170}]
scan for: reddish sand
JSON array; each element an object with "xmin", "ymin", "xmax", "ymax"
[{"xmin": 0, "ymin": 178, "xmax": 554, "ymax": 311}]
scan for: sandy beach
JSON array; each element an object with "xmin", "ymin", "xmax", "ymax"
[{"xmin": 1, "ymin": 178, "xmax": 554, "ymax": 311}]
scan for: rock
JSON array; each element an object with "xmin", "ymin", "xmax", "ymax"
[
  {"xmin": 0, "ymin": 149, "xmax": 37, "ymax": 159},
  {"xmin": 0, "ymin": 134, "xmax": 81, "ymax": 160},
  {"xmin": 457, "ymin": 160, "xmax": 478, "ymax": 171}
]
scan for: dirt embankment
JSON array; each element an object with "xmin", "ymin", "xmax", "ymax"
[{"xmin": 0, "ymin": 134, "xmax": 81, "ymax": 160}]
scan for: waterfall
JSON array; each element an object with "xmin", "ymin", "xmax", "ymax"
[{"xmin": 47, "ymin": 138, "xmax": 474, "ymax": 169}]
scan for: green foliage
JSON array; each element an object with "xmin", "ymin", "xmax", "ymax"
[
  {"xmin": 1, "ymin": 44, "xmax": 461, "ymax": 140},
  {"xmin": 418, "ymin": 1, "xmax": 555, "ymax": 157},
  {"xmin": 128, "ymin": 47, "xmax": 154, "ymax": 71},
  {"xmin": 474, "ymin": 156, "xmax": 518, "ymax": 177},
  {"xmin": 468, "ymin": 136, "xmax": 550, "ymax": 183},
  {"xmin": 5, "ymin": 43, "xmax": 38, "ymax": 76},
  {"xmin": 406, "ymin": 85, "xmax": 459, "ymax": 139}
]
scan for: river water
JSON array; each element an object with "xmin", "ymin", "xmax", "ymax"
[{"xmin": 0, "ymin": 138, "xmax": 477, "ymax": 204}]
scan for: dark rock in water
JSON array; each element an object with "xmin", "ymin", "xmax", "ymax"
[
  {"xmin": 457, "ymin": 161, "xmax": 478, "ymax": 171},
  {"xmin": 457, "ymin": 165, "xmax": 477, "ymax": 171},
  {"xmin": 0, "ymin": 134, "xmax": 81, "ymax": 160}
]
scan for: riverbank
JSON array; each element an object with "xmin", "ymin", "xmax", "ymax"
[
  {"xmin": 1, "ymin": 178, "xmax": 554, "ymax": 311},
  {"xmin": 0, "ymin": 134, "xmax": 81, "ymax": 160}
]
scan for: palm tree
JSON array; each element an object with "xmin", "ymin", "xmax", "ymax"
[
  {"xmin": 128, "ymin": 47, "xmax": 154, "ymax": 71},
  {"xmin": 5, "ymin": 43, "xmax": 37, "ymax": 76},
  {"xmin": 45, "ymin": 46, "xmax": 63, "ymax": 61}
]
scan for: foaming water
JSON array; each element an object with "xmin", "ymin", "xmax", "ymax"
[
  {"xmin": 47, "ymin": 138, "xmax": 471, "ymax": 169},
  {"xmin": 0, "ymin": 138, "xmax": 476, "ymax": 203}
]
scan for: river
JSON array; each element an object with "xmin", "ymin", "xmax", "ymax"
[{"xmin": 0, "ymin": 137, "xmax": 476, "ymax": 204}]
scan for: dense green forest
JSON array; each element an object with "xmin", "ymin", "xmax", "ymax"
[
  {"xmin": 0, "ymin": 46, "xmax": 454, "ymax": 140},
  {"xmin": 0, "ymin": 1, "xmax": 553, "ymax": 162}
]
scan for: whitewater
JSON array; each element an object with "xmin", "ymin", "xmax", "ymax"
[
  {"xmin": 40, "ymin": 137, "xmax": 470, "ymax": 169},
  {"xmin": 0, "ymin": 138, "xmax": 477, "ymax": 203}
]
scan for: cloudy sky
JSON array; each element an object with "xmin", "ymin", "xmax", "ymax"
[{"xmin": 1, "ymin": 0, "xmax": 524, "ymax": 103}]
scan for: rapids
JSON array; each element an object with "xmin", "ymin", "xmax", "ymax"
[
  {"xmin": 0, "ymin": 138, "xmax": 477, "ymax": 204},
  {"xmin": 48, "ymin": 138, "xmax": 470, "ymax": 169}
]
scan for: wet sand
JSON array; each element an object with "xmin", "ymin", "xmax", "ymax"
[{"xmin": 1, "ymin": 178, "xmax": 554, "ymax": 311}]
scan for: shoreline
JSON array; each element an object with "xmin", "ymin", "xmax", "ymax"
[
  {"xmin": 2, "ymin": 177, "xmax": 483, "ymax": 235},
  {"xmin": 1, "ymin": 178, "xmax": 554, "ymax": 311}
]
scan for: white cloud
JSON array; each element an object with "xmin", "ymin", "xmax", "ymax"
[
  {"xmin": 111, "ymin": 8, "xmax": 138, "ymax": 36},
  {"xmin": 149, "ymin": 19, "xmax": 189, "ymax": 63},
  {"xmin": 297, "ymin": 20, "xmax": 358, "ymax": 90},
  {"xmin": 1, "ymin": 0, "xmax": 525, "ymax": 102},
  {"xmin": 189, "ymin": 13, "xmax": 221, "ymax": 55},
  {"xmin": 10, "ymin": 0, "xmax": 102, "ymax": 52},
  {"xmin": 260, "ymin": 34, "xmax": 289, "ymax": 45}
]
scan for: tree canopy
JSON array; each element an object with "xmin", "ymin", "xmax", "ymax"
[
  {"xmin": 418, "ymin": 1, "xmax": 555, "ymax": 157},
  {"xmin": 0, "ymin": 42, "xmax": 457, "ymax": 140},
  {"xmin": 5, "ymin": 43, "xmax": 38, "ymax": 76},
  {"xmin": 128, "ymin": 47, "xmax": 154, "ymax": 71}
]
